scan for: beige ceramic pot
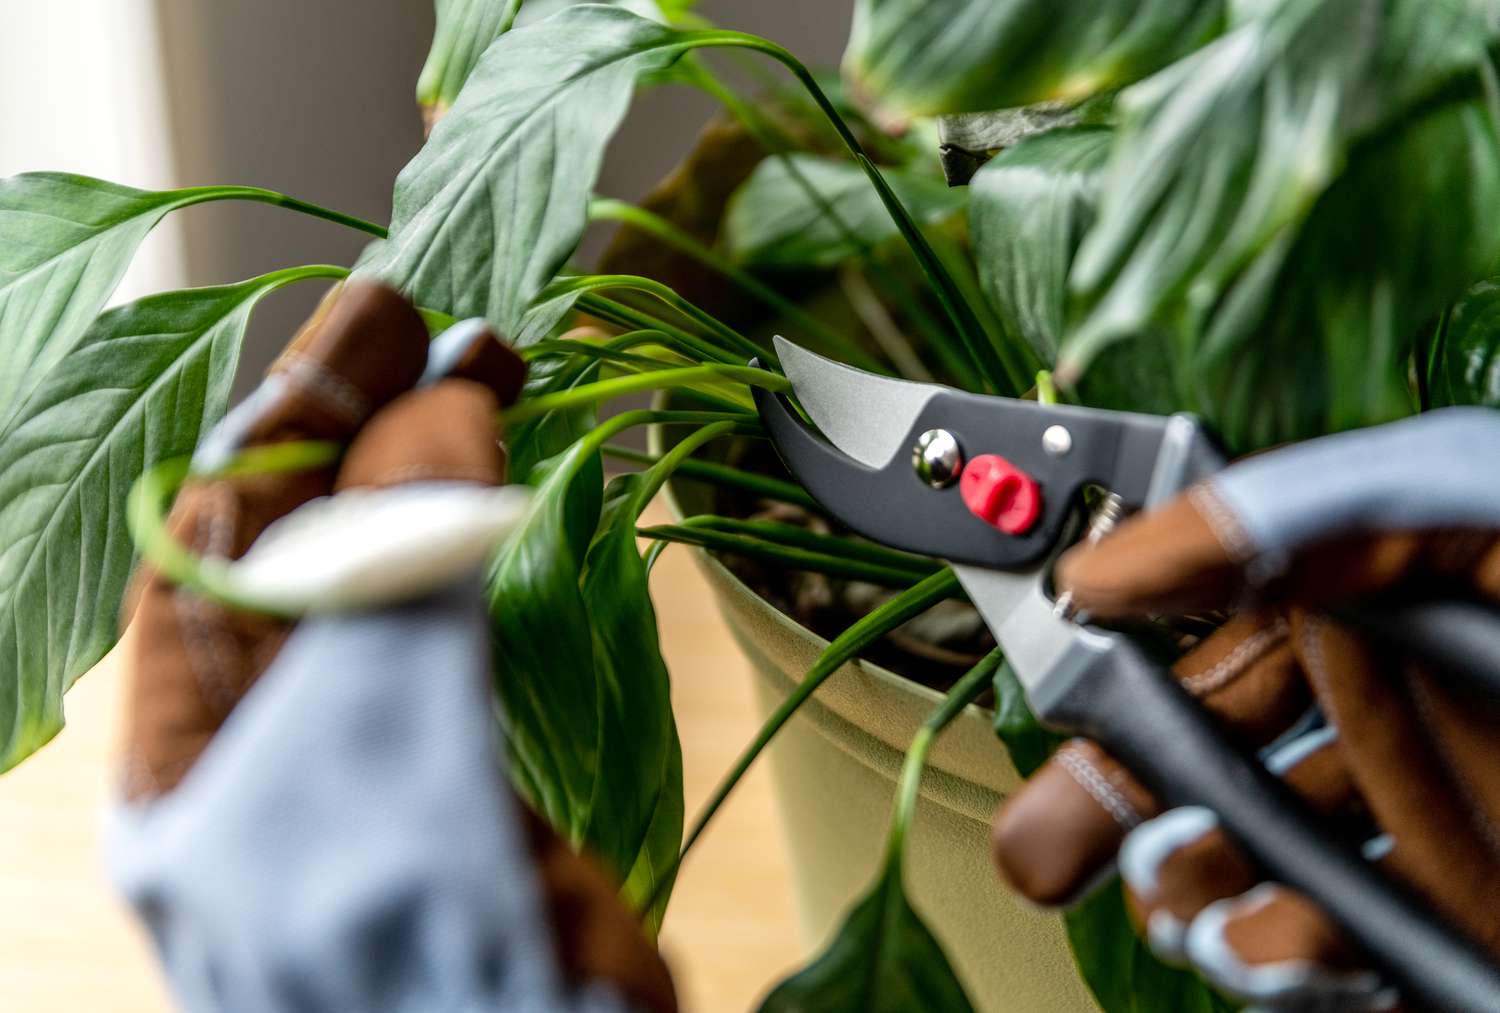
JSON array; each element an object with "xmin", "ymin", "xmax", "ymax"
[{"xmin": 656, "ymin": 427, "xmax": 1099, "ymax": 1012}]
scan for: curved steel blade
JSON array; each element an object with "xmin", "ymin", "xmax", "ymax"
[{"xmin": 774, "ymin": 336, "xmax": 946, "ymax": 469}]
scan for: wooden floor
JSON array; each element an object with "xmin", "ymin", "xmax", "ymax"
[{"xmin": 0, "ymin": 498, "xmax": 801, "ymax": 1012}]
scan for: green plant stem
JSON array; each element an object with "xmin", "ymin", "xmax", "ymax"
[
  {"xmin": 576, "ymin": 294, "xmax": 742, "ymax": 365},
  {"xmin": 588, "ymin": 197, "xmax": 883, "ymax": 373},
  {"xmin": 683, "ymin": 58, "xmax": 984, "ymax": 387},
  {"xmin": 639, "ymin": 523, "xmax": 934, "ymax": 588},
  {"xmin": 649, "ymin": 567, "xmax": 960, "ymax": 909},
  {"xmin": 504, "ymin": 365, "xmax": 786, "ymax": 425},
  {"xmin": 191, "ymin": 184, "xmax": 387, "ymax": 238},
  {"xmin": 885, "ymin": 650, "xmax": 1001, "ymax": 866},
  {"xmin": 577, "ymin": 409, "xmax": 758, "ymax": 461},
  {"xmin": 545, "ymin": 274, "xmax": 769, "ymax": 363},
  {"xmin": 679, "ymin": 515, "xmax": 941, "ymax": 575},
  {"xmin": 128, "ymin": 441, "xmax": 344, "ymax": 618},
  {"xmin": 677, "ymin": 32, "xmax": 1012, "ymax": 393},
  {"xmin": 602, "ymin": 444, "xmax": 820, "ymax": 510},
  {"xmin": 1036, "ymin": 370, "xmax": 1059, "ymax": 406}
]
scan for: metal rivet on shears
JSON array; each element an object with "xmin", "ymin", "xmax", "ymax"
[
  {"xmin": 1042, "ymin": 425, "xmax": 1072, "ymax": 457},
  {"xmin": 912, "ymin": 429, "xmax": 964, "ymax": 488}
]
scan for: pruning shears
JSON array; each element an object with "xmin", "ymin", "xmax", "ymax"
[{"xmin": 753, "ymin": 336, "xmax": 1500, "ymax": 1011}]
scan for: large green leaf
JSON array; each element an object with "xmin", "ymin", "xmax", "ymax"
[
  {"xmin": 969, "ymin": 126, "xmax": 1184, "ymax": 415},
  {"xmin": 0, "ymin": 174, "xmax": 242, "ymax": 421},
  {"xmin": 489, "ymin": 418, "xmax": 697, "ymax": 898},
  {"xmin": 1195, "ymin": 92, "xmax": 1500, "ymax": 449},
  {"xmin": 725, "ymin": 154, "xmax": 965, "ymax": 270},
  {"xmin": 580, "ymin": 466, "xmax": 684, "ymax": 913},
  {"xmin": 1063, "ymin": 0, "xmax": 1500, "ymax": 372},
  {"xmin": 1428, "ymin": 279, "xmax": 1500, "ymax": 408},
  {"xmin": 359, "ymin": 5, "xmax": 697, "ymax": 334},
  {"xmin": 0, "ymin": 268, "xmax": 329, "ymax": 768},
  {"xmin": 417, "ymin": 0, "xmax": 523, "ymax": 120},
  {"xmin": 843, "ymin": 0, "xmax": 1225, "ymax": 117},
  {"xmin": 759, "ymin": 861, "xmax": 974, "ymax": 1012}
]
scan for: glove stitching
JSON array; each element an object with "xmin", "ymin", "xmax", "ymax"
[
  {"xmin": 279, "ymin": 351, "xmax": 369, "ymax": 429},
  {"xmin": 1180, "ymin": 617, "xmax": 1290, "ymax": 697},
  {"xmin": 1404, "ymin": 667, "xmax": 1500, "ymax": 861},
  {"xmin": 1189, "ymin": 483, "xmax": 1257, "ymax": 564},
  {"xmin": 1056, "ymin": 743, "xmax": 1143, "ymax": 830}
]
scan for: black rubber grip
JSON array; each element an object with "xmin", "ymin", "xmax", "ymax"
[{"xmin": 1038, "ymin": 636, "xmax": 1500, "ymax": 1011}]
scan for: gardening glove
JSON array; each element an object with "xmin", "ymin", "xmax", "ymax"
[
  {"xmin": 990, "ymin": 407, "xmax": 1500, "ymax": 1011},
  {"xmin": 107, "ymin": 280, "xmax": 677, "ymax": 1013}
]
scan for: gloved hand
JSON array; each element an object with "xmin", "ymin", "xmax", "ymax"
[
  {"xmin": 990, "ymin": 409, "xmax": 1500, "ymax": 1010},
  {"xmin": 110, "ymin": 281, "xmax": 676, "ymax": 1013}
]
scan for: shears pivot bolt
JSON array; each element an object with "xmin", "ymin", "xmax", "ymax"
[
  {"xmin": 1042, "ymin": 425, "xmax": 1072, "ymax": 456},
  {"xmin": 912, "ymin": 429, "xmax": 964, "ymax": 488}
]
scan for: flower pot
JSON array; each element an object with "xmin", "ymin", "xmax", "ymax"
[{"xmin": 654, "ymin": 428, "xmax": 1099, "ymax": 1012}]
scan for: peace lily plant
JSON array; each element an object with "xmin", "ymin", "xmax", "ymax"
[{"xmin": 4, "ymin": 0, "xmax": 1500, "ymax": 1008}]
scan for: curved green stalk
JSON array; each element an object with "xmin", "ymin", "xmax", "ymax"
[
  {"xmin": 587, "ymin": 197, "xmax": 883, "ymax": 372},
  {"xmin": 639, "ymin": 523, "xmax": 936, "ymax": 588},
  {"xmin": 602, "ymin": 444, "xmax": 819, "ymax": 510},
  {"xmin": 504, "ymin": 365, "xmax": 787, "ymax": 425},
  {"xmin": 575, "ymin": 294, "xmax": 741, "ymax": 365},
  {"xmin": 185, "ymin": 184, "xmax": 387, "ymax": 238},
  {"xmin": 674, "ymin": 32, "xmax": 1012, "ymax": 393},
  {"xmin": 885, "ymin": 650, "xmax": 1001, "ymax": 865},
  {"xmin": 678, "ymin": 515, "xmax": 941, "ymax": 575},
  {"xmin": 648, "ymin": 567, "xmax": 961, "ymax": 909},
  {"xmin": 128, "ymin": 441, "xmax": 344, "ymax": 618},
  {"xmin": 545, "ymin": 274, "xmax": 768, "ymax": 363}
]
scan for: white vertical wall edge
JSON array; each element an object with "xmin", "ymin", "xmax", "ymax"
[{"xmin": 0, "ymin": 0, "xmax": 188, "ymax": 302}]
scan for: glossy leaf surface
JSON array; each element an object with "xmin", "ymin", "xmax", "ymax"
[
  {"xmin": 725, "ymin": 154, "xmax": 965, "ymax": 270},
  {"xmin": 1063, "ymin": 0, "xmax": 1500, "ymax": 373},
  {"xmin": 0, "ymin": 270, "xmax": 324, "ymax": 768},
  {"xmin": 0, "ymin": 174, "xmax": 239, "ymax": 422},
  {"xmin": 1429, "ymin": 279, "xmax": 1500, "ymax": 409},
  {"xmin": 844, "ymin": 0, "xmax": 1225, "ymax": 116},
  {"xmin": 759, "ymin": 862, "xmax": 974, "ymax": 1012},
  {"xmin": 360, "ymin": 6, "xmax": 695, "ymax": 334}
]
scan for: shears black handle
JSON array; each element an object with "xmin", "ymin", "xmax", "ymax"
[{"xmin": 1032, "ymin": 629, "xmax": 1500, "ymax": 1011}]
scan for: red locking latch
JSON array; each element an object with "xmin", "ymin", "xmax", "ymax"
[{"xmin": 959, "ymin": 454, "xmax": 1041, "ymax": 535}]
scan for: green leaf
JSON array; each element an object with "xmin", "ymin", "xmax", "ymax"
[
  {"xmin": 1062, "ymin": 0, "xmax": 1500, "ymax": 373},
  {"xmin": 417, "ymin": 0, "xmax": 523, "ymax": 119},
  {"xmin": 0, "ymin": 267, "xmax": 335, "ymax": 768},
  {"xmin": 359, "ymin": 5, "xmax": 698, "ymax": 334},
  {"xmin": 759, "ymin": 652, "xmax": 994, "ymax": 1013},
  {"xmin": 759, "ymin": 862, "xmax": 974, "ymax": 1013},
  {"xmin": 843, "ymin": 0, "xmax": 1226, "ymax": 116},
  {"xmin": 725, "ymin": 154, "xmax": 966, "ymax": 270},
  {"xmin": 1195, "ymin": 92, "xmax": 1500, "ymax": 449},
  {"xmin": 1066, "ymin": 882, "xmax": 1235, "ymax": 1013},
  {"xmin": 491, "ymin": 415, "xmax": 728, "ymax": 900},
  {"xmin": 1429, "ymin": 279, "xmax": 1500, "ymax": 408},
  {"xmin": 990, "ymin": 662, "xmax": 1065, "ymax": 778},
  {"xmin": 0, "ymin": 175, "xmax": 228, "ymax": 420},
  {"xmin": 969, "ymin": 126, "xmax": 1184, "ymax": 415}
]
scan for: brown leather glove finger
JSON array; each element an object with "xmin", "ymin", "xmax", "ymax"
[
  {"xmin": 519, "ymin": 805, "xmax": 679, "ymax": 1013},
  {"xmin": 992, "ymin": 610, "xmax": 1307, "ymax": 905},
  {"xmin": 119, "ymin": 281, "xmax": 431, "ymax": 800},
  {"xmin": 1292, "ymin": 612, "xmax": 1500, "ymax": 958}
]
